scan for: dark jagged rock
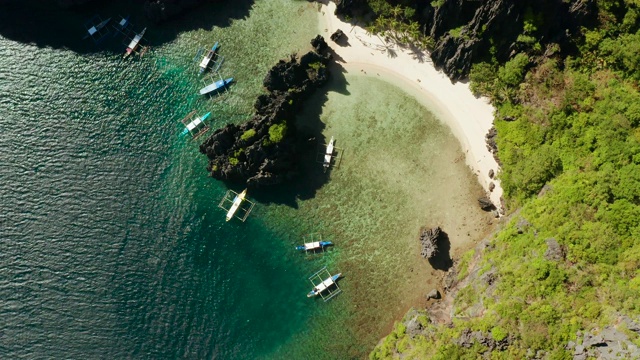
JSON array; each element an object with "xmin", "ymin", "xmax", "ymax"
[
  {"xmin": 330, "ymin": 29, "xmax": 345, "ymax": 43},
  {"xmin": 428, "ymin": 0, "xmax": 597, "ymax": 80},
  {"xmin": 488, "ymin": 182, "xmax": 495, "ymax": 192},
  {"xmin": 478, "ymin": 197, "xmax": 495, "ymax": 211},
  {"xmin": 334, "ymin": 0, "xmax": 368, "ymax": 18},
  {"xmin": 488, "ymin": 169, "xmax": 494, "ymax": 179},
  {"xmin": 485, "ymin": 126, "xmax": 501, "ymax": 166},
  {"xmin": 419, "ymin": 226, "xmax": 441, "ymax": 259},
  {"xmin": 311, "ymin": 35, "xmax": 328, "ymax": 54},
  {"xmin": 200, "ymin": 37, "xmax": 331, "ymax": 188},
  {"xmin": 458, "ymin": 329, "xmax": 511, "ymax": 352},
  {"xmin": 335, "ymin": 0, "xmax": 598, "ymax": 81},
  {"xmin": 144, "ymin": 0, "xmax": 209, "ymax": 23}
]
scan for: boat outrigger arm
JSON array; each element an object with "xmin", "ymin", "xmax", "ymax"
[
  {"xmin": 218, "ymin": 189, "xmax": 255, "ymax": 222},
  {"xmin": 323, "ymin": 136, "xmax": 335, "ymax": 171},
  {"xmin": 307, "ymin": 267, "xmax": 342, "ymax": 301},
  {"xmin": 199, "ymin": 42, "xmax": 220, "ymax": 74},
  {"xmin": 180, "ymin": 111, "xmax": 211, "ymax": 138}
]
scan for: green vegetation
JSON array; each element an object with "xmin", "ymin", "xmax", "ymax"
[
  {"xmin": 364, "ymin": 3, "xmax": 434, "ymax": 49},
  {"xmin": 268, "ymin": 122, "xmax": 287, "ymax": 143},
  {"xmin": 448, "ymin": 26, "xmax": 465, "ymax": 39},
  {"xmin": 370, "ymin": 0, "xmax": 640, "ymax": 358},
  {"xmin": 240, "ymin": 129, "xmax": 256, "ymax": 141},
  {"xmin": 308, "ymin": 62, "xmax": 325, "ymax": 71}
]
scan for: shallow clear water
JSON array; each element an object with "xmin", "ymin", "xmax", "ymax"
[{"xmin": 0, "ymin": 1, "xmax": 489, "ymax": 359}]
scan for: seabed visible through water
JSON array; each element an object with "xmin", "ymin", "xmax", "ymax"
[{"xmin": 0, "ymin": 1, "xmax": 492, "ymax": 359}]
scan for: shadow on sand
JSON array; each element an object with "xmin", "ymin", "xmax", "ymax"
[{"xmin": 0, "ymin": 0, "xmax": 254, "ymax": 54}]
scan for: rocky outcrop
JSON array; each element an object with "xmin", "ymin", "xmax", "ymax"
[
  {"xmin": 426, "ymin": 289, "xmax": 441, "ymax": 300},
  {"xmin": 333, "ymin": 0, "xmax": 598, "ymax": 81},
  {"xmin": 458, "ymin": 328, "xmax": 511, "ymax": 351},
  {"xmin": 485, "ymin": 126, "xmax": 501, "ymax": 166},
  {"xmin": 569, "ymin": 327, "xmax": 640, "ymax": 360},
  {"xmin": 330, "ymin": 29, "xmax": 344, "ymax": 41},
  {"xmin": 419, "ymin": 226, "xmax": 441, "ymax": 259},
  {"xmin": 478, "ymin": 197, "xmax": 496, "ymax": 211},
  {"xmin": 200, "ymin": 37, "xmax": 331, "ymax": 188},
  {"xmin": 144, "ymin": 0, "xmax": 211, "ymax": 23}
]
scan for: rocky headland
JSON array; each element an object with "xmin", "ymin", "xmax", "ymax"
[
  {"xmin": 334, "ymin": 0, "xmax": 597, "ymax": 81},
  {"xmin": 199, "ymin": 36, "xmax": 331, "ymax": 188}
]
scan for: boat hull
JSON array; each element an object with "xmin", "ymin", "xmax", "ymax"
[
  {"xmin": 199, "ymin": 78, "xmax": 233, "ymax": 95},
  {"xmin": 199, "ymin": 42, "xmax": 220, "ymax": 74},
  {"xmin": 307, "ymin": 273, "xmax": 341, "ymax": 297},
  {"xmin": 225, "ymin": 189, "xmax": 247, "ymax": 221}
]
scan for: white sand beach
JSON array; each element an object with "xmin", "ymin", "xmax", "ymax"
[{"xmin": 317, "ymin": 2, "xmax": 503, "ymax": 208}]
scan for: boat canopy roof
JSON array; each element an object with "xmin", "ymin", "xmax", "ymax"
[
  {"xmin": 304, "ymin": 242, "xmax": 322, "ymax": 250},
  {"xmin": 127, "ymin": 35, "xmax": 142, "ymax": 49},
  {"xmin": 314, "ymin": 277, "xmax": 336, "ymax": 293},
  {"xmin": 199, "ymin": 54, "xmax": 213, "ymax": 68},
  {"xmin": 186, "ymin": 117, "xmax": 203, "ymax": 131}
]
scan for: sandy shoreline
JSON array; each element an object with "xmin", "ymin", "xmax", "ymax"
[{"xmin": 317, "ymin": 2, "xmax": 503, "ymax": 207}]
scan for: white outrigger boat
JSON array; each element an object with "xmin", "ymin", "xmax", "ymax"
[
  {"xmin": 323, "ymin": 136, "xmax": 335, "ymax": 172},
  {"xmin": 123, "ymin": 27, "xmax": 147, "ymax": 59},
  {"xmin": 218, "ymin": 189, "xmax": 255, "ymax": 222},
  {"xmin": 197, "ymin": 42, "xmax": 221, "ymax": 74},
  {"xmin": 180, "ymin": 111, "xmax": 211, "ymax": 138},
  {"xmin": 296, "ymin": 241, "xmax": 333, "ymax": 252},
  {"xmin": 226, "ymin": 189, "xmax": 247, "ymax": 222},
  {"xmin": 296, "ymin": 233, "xmax": 333, "ymax": 253},
  {"xmin": 307, "ymin": 267, "xmax": 342, "ymax": 301}
]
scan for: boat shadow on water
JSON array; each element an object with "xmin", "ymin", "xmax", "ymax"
[{"xmin": 0, "ymin": 0, "xmax": 255, "ymax": 54}]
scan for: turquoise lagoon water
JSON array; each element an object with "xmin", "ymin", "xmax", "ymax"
[{"xmin": 0, "ymin": 1, "xmax": 490, "ymax": 359}]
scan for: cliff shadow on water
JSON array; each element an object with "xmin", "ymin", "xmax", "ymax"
[
  {"xmin": 0, "ymin": 0, "xmax": 254, "ymax": 54},
  {"xmin": 250, "ymin": 56, "xmax": 351, "ymax": 208},
  {"xmin": 428, "ymin": 230, "xmax": 453, "ymax": 271},
  {"xmin": 199, "ymin": 38, "xmax": 351, "ymax": 208}
]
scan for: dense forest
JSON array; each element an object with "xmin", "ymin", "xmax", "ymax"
[{"xmin": 342, "ymin": 0, "xmax": 640, "ymax": 358}]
